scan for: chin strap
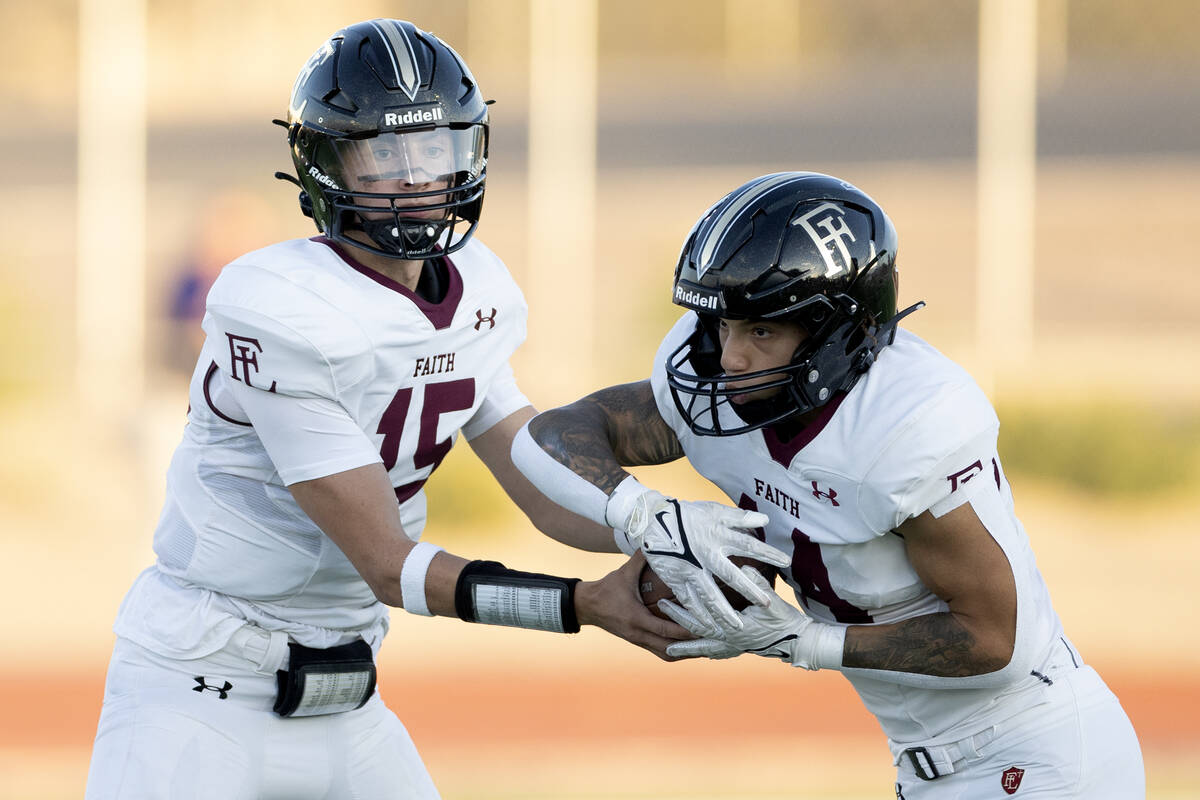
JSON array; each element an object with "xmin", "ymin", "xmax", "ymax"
[
  {"xmin": 358, "ymin": 216, "xmax": 447, "ymax": 258},
  {"xmin": 857, "ymin": 301, "xmax": 926, "ymax": 371}
]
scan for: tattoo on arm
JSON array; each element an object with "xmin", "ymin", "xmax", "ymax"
[
  {"xmin": 527, "ymin": 381, "xmax": 683, "ymax": 495},
  {"xmin": 842, "ymin": 613, "xmax": 1008, "ymax": 677}
]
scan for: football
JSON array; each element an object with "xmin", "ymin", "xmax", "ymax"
[{"xmin": 639, "ymin": 558, "xmax": 777, "ymax": 620}]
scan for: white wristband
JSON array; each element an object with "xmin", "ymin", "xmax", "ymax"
[
  {"xmin": 612, "ymin": 527, "xmax": 638, "ymax": 557},
  {"xmin": 604, "ymin": 475, "xmax": 652, "ymax": 530},
  {"xmin": 799, "ymin": 623, "xmax": 847, "ymax": 671},
  {"xmin": 400, "ymin": 541, "xmax": 444, "ymax": 617}
]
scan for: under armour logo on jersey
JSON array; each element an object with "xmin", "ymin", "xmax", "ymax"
[
  {"xmin": 1001, "ymin": 766, "xmax": 1025, "ymax": 794},
  {"xmin": 695, "ymin": 173, "xmax": 800, "ymax": 278},
  {"xmin": 811, "ymin": 481, "xmax": 839, "ymax": 506},
  {"xmin": 193, "ymin": 677, "xmax": 233, "ymax": 699},
  {"xmin": 947, "ymin": 460, "xmax": 984, "ymax": 492},
  {"xmin": 474, "ymin": 308, "xmax": 497, "ymax": 330}
]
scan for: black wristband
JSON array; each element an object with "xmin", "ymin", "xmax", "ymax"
[{"xmin": 454, "ymin": 560, "xmax": 581, "ymax": 634}]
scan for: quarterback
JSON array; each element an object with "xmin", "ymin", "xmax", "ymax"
[
  {"xmin": 513, "ymin": 172, "xmax": 1145, "ymax": 797},
  {"xmin": 84, "ymin": 19, "xmax": 720, "ymax": 799}
]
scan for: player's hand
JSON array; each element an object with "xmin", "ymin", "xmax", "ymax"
[
  {"xmin": 574, "ymin": 551, "xmax": 694, "ymax": 662},
  {"xmin": 661, "ymin": 568, "xmax": 843, "ymax": 670},
  {"xmin": 614, "ymin": 489, "xmax": 789, "ymax": 630}
]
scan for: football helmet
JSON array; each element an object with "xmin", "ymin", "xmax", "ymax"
[
  {"xmin": 666, "ymin": 172, "xmax": 923, "ymax": 436},
  {"xmin": 277, "ymin": 19, "xmax": 488, "ymax": 259}
]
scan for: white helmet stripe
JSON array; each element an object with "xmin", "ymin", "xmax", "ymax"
[
  {"xmin": 695, "ymin": 173, "xmax": 806, "ymax": 278},
  {"xmin": 370, "ymin": 19, "xmax": 421, "ymax": 101}
]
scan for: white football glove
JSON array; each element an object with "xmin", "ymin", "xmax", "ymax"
[
  {"xmin": 606, "ymin": 480, "xmax": 790, "ymax": 630},
  {"xmin": 662, "ymin": 568, "xmax": 846, "ymax": 671}
]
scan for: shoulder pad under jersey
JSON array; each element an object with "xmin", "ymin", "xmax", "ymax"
[
  {"xmin": 203, "ymin": 259, "xmax": 373, "ymax": 400},
  {"xmin": 857, "ymin": 356, "xmax": 1000, "ymax": 532}
]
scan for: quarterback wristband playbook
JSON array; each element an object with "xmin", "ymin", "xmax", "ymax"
[
  {"xmin": 455, "ymin": 560, "xmax": 581, "ymax": 633},
  {"xmin": 273, "ymin": 640, "xmax": 376, "ymax": 718}
]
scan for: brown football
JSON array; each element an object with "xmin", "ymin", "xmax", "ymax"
[{"xmin": 639, "ymin": 558, "xmax": 777, "ymax": 621}]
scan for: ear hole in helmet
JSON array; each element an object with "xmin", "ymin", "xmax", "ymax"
[{"xmin": 687, "ymin": 316, "xmax": 725, "ymax": 378}]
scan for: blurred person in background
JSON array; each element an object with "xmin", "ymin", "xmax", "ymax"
[
  {"xmin": 164, "ymin": 191, "xmax": 276, "ymax": 373},
  {"xmin": 85, "ymin": 18, "xmax": 720, "ymax": 799},
  {"xmin": 514, "ymin": 172, "xmax": 1145, "ymax": 798}
]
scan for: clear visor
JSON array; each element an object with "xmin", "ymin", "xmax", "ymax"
[{"xmin": 331, "ymin": 127, "xmax": 485, "ymax": 191}]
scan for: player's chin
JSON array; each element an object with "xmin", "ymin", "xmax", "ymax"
[{"xmin": 725, "ymin": 383, "xmax": 783, "ymax": 405}]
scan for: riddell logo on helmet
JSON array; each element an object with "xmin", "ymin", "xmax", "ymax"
[
  {"xmin": 674, "ymin": 285, "xmax": 720, "ymax": 310},
  {"xmin": 383, "ymin": 107, "xmax": 445, "ymax": 127},
  {"xmin": 307, "ymin": 166, "xmax": 340, "ymax": 190}
]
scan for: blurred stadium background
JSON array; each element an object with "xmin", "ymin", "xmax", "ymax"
[{"xmin": 1, "ymin": 1, "xmax": 1197, "ymax": 797}]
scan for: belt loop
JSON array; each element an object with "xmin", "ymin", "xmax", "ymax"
[
  {"xmin": 959, "ymin": 724, "xmax": 997, "ymax": 760},
  {"xmin": 257, "ymin": 630, "xmax": 290, "ymax": 674},
  {"xmin": 236, "ymin": 626, "xmax": 291, "ymax": 675}
]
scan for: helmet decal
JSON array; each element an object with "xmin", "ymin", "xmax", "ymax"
[
  {"xmin": 290, "ymin": 42, "xmax": 334, "ymax": 111},
  {"xmin": 790, "ymin": 202, "xmax": 860, "ymax": 278},
  {"xmin": 368, "ymin": 18, "xmax": 422, "ymax": 100},
  {"xmin": 696, "ymin": 173, "xmax": 802, "ymax": 278}
]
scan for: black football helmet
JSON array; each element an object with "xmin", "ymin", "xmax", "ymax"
[
  {"xmin": 276, "ymin": 19, "xmax": 488, "ymax": 260},
  {"xmin": 666, "ymin": 172, "xmax": 923, "ymax": 436}
]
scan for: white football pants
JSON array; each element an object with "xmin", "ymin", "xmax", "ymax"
[
  {"xmin": 85, "ymin": 635, "xmax": 440, "ymax": 800},
  {"xmin": 893, "ymin": 663, "xmax": 1144, "ymax": 799}
]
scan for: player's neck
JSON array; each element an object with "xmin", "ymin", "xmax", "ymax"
[
  {"xmin": 766, "ymin": 406, "xmax": 824, "ymax": 443},
  {"xmin": 345, "ymin": 242, "xmax": 424, "ymax": 292},
  {"xmin": 364, "ymin": 255, "xmax": 424, "ymax": 292}
]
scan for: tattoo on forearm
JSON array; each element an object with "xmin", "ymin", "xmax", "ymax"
[
  {"xmin": 842, "ymin": 613, "xmax": 1008, "ymax": 677},
  {"xmin": 528, "ymin": 381, "xmax": 683, "ymax": 495}
]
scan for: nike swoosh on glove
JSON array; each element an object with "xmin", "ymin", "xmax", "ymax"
[
  {"xmin": 608, "ymin": 484, "xmax": 790, "ymax": 630},
  {"xmin": 661, "ymin": 568, "xmax": 846, "ymax": 670}
]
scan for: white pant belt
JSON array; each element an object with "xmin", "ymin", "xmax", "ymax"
[
  {"xmin": 892, "ymin": 724, "xmax": 999, "ymax": 781},
  {"xmin": 228, "ymin": 625, "xmax": 291, "ymax": 675}
]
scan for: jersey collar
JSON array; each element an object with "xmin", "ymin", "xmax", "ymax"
[
  {"xmin": 312, "ymin": 236, "xmax": 464, "ymax": 330},
  {"xmin": 760, "ymin": 391, "xmax": 848, "ymax": 468}
]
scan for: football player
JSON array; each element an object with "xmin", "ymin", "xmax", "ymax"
[
  {"xmin": 513, "ymin": 172, "xmax": 1145, "ymax": 798},
  {"xmin": 85, "ymin": 19, "xmax": 734, "ymax": 799}
]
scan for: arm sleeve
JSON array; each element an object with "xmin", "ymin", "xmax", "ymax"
[{"xmin": 510, "ymin": 421, "xmax": 610, "ymax": 526}]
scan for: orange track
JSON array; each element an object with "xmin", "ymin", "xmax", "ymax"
[{"xmin": 8, "ymin": 664, "xmax": 1192, "ymax": 750}]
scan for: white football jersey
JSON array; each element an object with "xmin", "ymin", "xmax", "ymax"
[
  {"xmin": 651, "ymin": 312, "xmax": 1066, "ymax": 744},
  {"xmin": 115, "ymin": 236, "xmax": 529, "ymax": 658}
]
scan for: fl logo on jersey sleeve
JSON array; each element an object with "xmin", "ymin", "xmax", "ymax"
[{"xmin": 226, "ymin": 333, "xmax": 277, "ymax": 392}]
